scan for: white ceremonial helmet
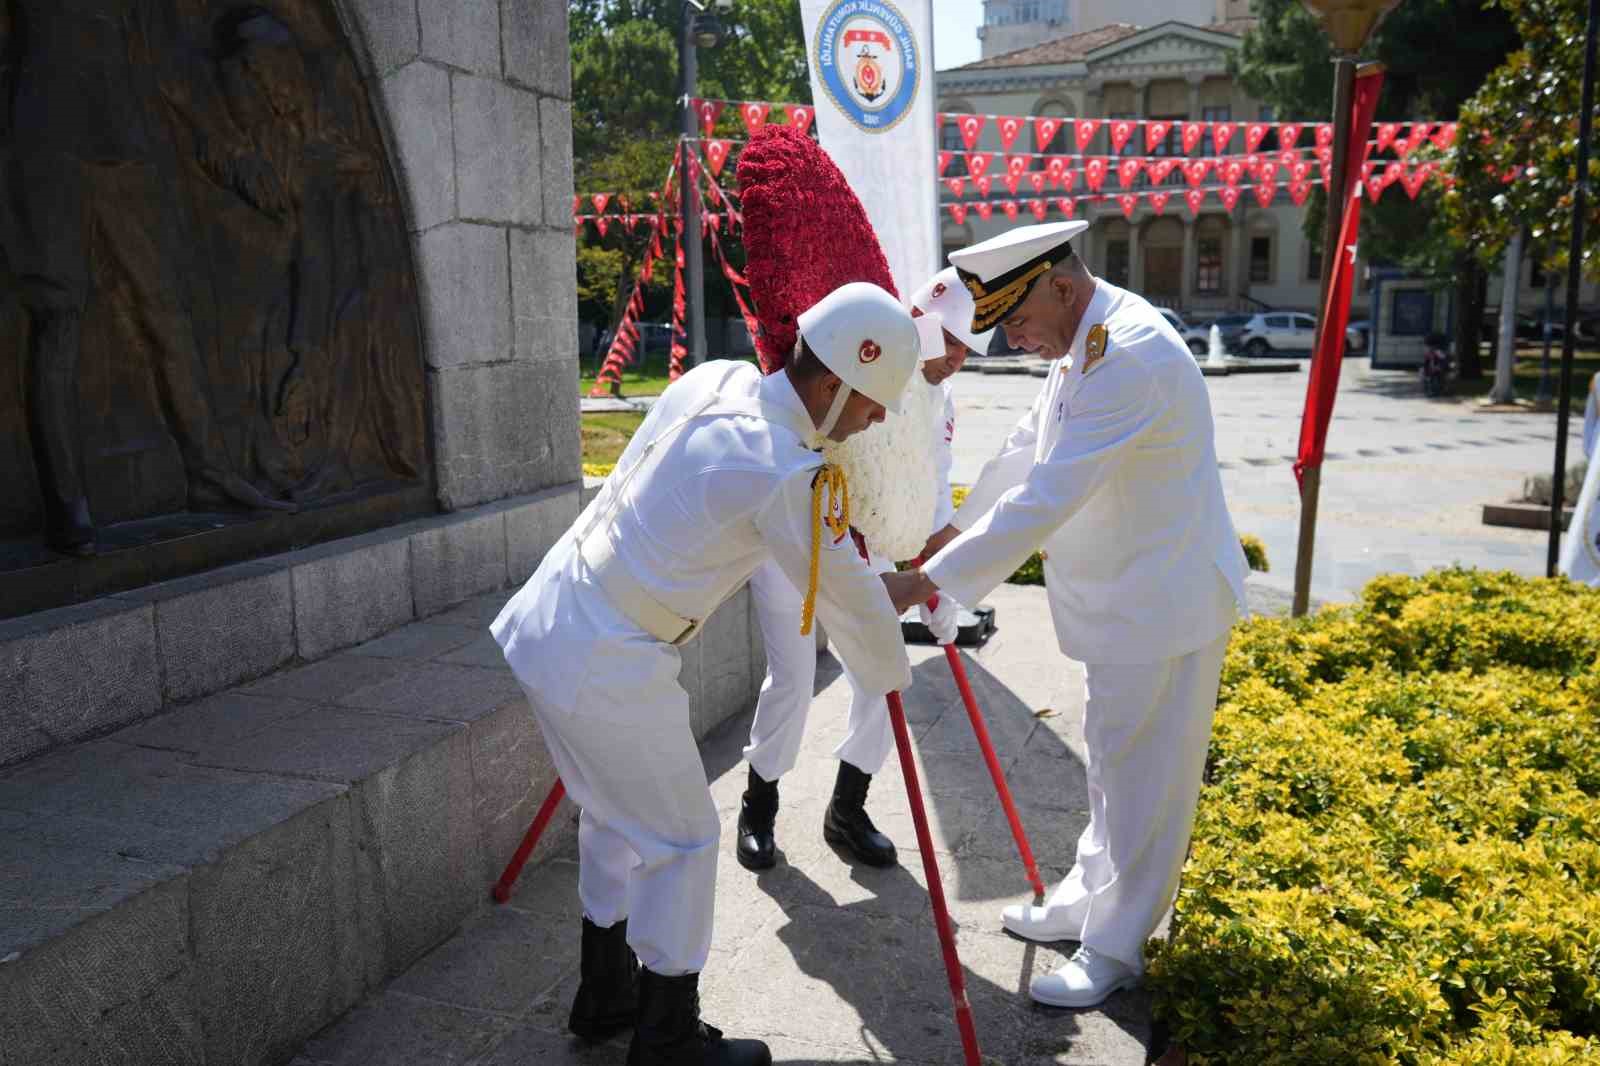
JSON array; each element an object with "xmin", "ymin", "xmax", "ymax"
[
  {"xmin": 797, "ymin": 281, "xmax": 923, "ymax": 435},
  {"xmin": 910, "ymin": 266, "xmax": 994, "ymax": 357}
]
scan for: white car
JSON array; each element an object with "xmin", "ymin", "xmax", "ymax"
[
  {"xmin": 1239, "ymin": 311, "xmax": 1318, "ymax": 357},
  {"xmin": 1156, "ymin": 308, "xmax": 1211, "ymax": 357}
]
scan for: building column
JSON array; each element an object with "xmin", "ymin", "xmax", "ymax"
[
  {"xmin": 1230, "ymin": 207, "xmax": 1251, "ymax": 304},
  {"xmin": 1128, "ymin": 217, "xmax": 1144, "ymax": 292},
  {"xmin": 1131, "ymin": 78, "xmax": 1150, "ymax": 119},
  {"xmin": 1181, "ymin": 217, "xmax": 1198, "ymax": 309},
  {"xmin": 1186, "ymin": 75, "xmax": 1204, "ymax": 121}
]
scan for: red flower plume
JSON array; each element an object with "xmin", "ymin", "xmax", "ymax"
[{"xmin": 737, "ymin": 125, "xmax": 895, "ymax": 374}]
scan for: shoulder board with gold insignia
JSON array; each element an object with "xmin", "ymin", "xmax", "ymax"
[{"xmin": 1082, "ymin": 323, "xmax": 1109, "ymax": 373}]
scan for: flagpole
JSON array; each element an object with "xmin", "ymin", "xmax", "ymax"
[{"xmin": 928, "ymin": 0, "xmax": 943, "ymax": 273}]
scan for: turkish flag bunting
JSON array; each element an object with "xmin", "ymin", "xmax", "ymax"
[
  {"xmin": 1045, "ymin": 156, "xmax": 1070, "ymax": 185},
  {"xmin": 1218, "ymin": 186, "xmax": 1241, "ymax": 213},
  {"xmin": 1147, "ymin": 159, "xmax": 1177, "ymax": 184},
  {"xmin": 1182, "ymin": 122, "xmax": 1205, "ymax": 153},
  {"xmin": 996, "ymin": 115, "xmax": 1025, "ymax": 151},
  {"xmin": 1085, "ymin": 157, "xmax": 1108, "ymax": 191},
  {"xmin": 1184, "ymin": 159, "xmax": 1212, "ymax": 186},
  {"xmin": 1254, "ymin": 180, "xmax": 1276, "ymax": 208},
  {"xmin": 1259, "ymin": 160, "xmax": 1280, "ymax": 184},
  {"xmin": 786, "ymin": 104, "xmax": 814, "ymax": 135},
  {"xmin": 1029, "ymin": 199, "xmax": 1049, "ymax": 220},
  {"xmin": 1278, "ymin": 123, "xmax": 1302, "ymax": 150},
  {"xmin": 1117, "ymin": 158, "xmax": 1143, "ymax": 188},
  {"xmin": 1316, "ymin": 123, "xmax": 1334, "ymax": 149},
  {"xmin": 1028, "ymin": 171, "xmax": 1047, "ymax": 194},
  {"xmin": 937, "ymin": 150, "xmax": 953, "ymax": 175},
  {"xmin": 1149, "ymin": 191, "xmax": 1171, "ymax": 215},
  {"xmin": 693, "ymin": 98, "xmax": 724, "ymax": 137},
  {"xmin": 958, "ymin": 113, "xmax": 986, "ymax": 150},
  {"xmin": 1278, "ymin": 149, "xmax": 1298, "ymax": 169},
  {"xmin": 704, "ymin": 212, "xmax": 721, "ymax": 233},
  {"xmin": 591, "ymin": 193, "xmax": 611, "ymax": 213},
  {"xmin": 740, "ymin": 101, "xmax": 771, "ymax": 133},
  {"xmin": 1397, "ymin": 122, "xmax": 1428, "ymax": 157},
  {"xmin": 974, "ymin": 201, "xmax": 994, "ymax": 220},
  {"xmin": 595, "ymin": 216, "xmax": 610, "ymax": 238},
  {"xmin": 1145, "ymin": 120, "xmax": 1172, "ymax": 153},
  {"xmin": 1382, "ymin": 160, "xmax": 1404, "ymax": 189},
  {"xmin": 1212, "ymin": 121, "xmax": 1237, "ymax": 153},
  {"xmin": 1317, "ymin": 146, "xmax": 1333, "ymax": 182},
  {"xmin": 572, "ymin": 194, "xmax": 581, "ymax": 215},
  {"xmin": 1003, "ymin": 173, "xmax": 1021, "ymax": 195},
  {"xmin": 1291, "ymin": 160, "xmax": 1312, "ymax": 182},
  {"xmin": 1055, "ymin": 197, "xmax": 1075, "ymax": 217},
  {"xmin": 1117, "ymin": 193, "xmax": 1137, "ymax": 219},
  {"xmin": 1075, "ymin": 119, "xmax": 1102, "ymax": 151},
  {"xmin": 975, "ymin": 175, "xmax": 993, "ymax": 197},
  {"xmin": 966, "ymin": 152, "xmax": 993, "ymax": 177},
  {"xmin": 1244, "ymin": 122, "xmax": 1269, "ymax": 153},
  {"xmin": 1002, "ymin": 200, "xmax": 1020, "ymax": 220},
  {"xmin": 1375, "ymin": 122, "xmax": 1399, "ymax": 152},
  {"xmin": 618, "ymin": 194, "xmax": 631, "ymax": 212},
  {"xmin": 1034, "ymin": 116, "xmax": 1064, "ymax": 151},
  {"xmin": 1289, "ymin": 179, "xmax": 1312, "ymax": 206},
  {"xmin": 947, "ymin": 203, "xmax": 968, "ymax": 224},
  {"xmin": 621, "ymin": 214, "xmax": 636, "ymax": 234},
  {"xmin": 1221, "ymin": 160, "xmax": 1245, "ymax": 186},
  {"xmin": 1401, "ymin": 164, "xmax": 1431, "ymax": 199},
  {"xmin": 1058, "ymin": 168, "xmax": 1077, "ymax": 193},
  {"xmin": 1006, "ymin": 155, "xmax": 1029, "ymax": 178},
  {"xmin": 1244, "ymin": 153, "xmax": 1264, "ymax": 179},
  {"xmin": 704, "ymin": 140, "xmax": 731, "ymax": 177},
  {"xmin": 1430, "ymin": 122, "xmax": 1457, "ymax": 149},
  {"xmin": 945, "ymin": 177, "xmax": 966, "ymax": 197},
  {"xmin": 1366, "ymin": 177, "xmax": 1383, "ymax": 204},
  {"xmin": 1185, "ymin": 188, "xmax": 1207, "ymax": 216},
  {"xmin": 1109, "ymin": 120, "xmax": 1136, "ymax": 153}
]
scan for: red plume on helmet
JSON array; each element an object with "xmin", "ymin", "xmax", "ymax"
[{"xmin": 737, "ymin": 124, "xmax": 895, "ymax": 374}]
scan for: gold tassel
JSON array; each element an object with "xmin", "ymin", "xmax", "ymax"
[{"xmin": 800, "ymin": 463, "xmax": 850, "ymax": 636}]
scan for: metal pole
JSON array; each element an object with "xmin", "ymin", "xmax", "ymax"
[
  {"xmin": 1292, "ymin": 54, "xmax": 1357, "ymax": 617},
  {"xmin": 1538, "ymin": 260, "xmax": 1555, "ymax": 405},
  {"xmin": 680, "ymin": 11, "xmax": 707, "ymax": 367},
  {"xmin": 1548, "ymin": 0, "xmax": 1599, "ymax": 574}
]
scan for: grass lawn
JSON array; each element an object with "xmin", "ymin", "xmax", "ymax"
[
  {"xmin": 579, "ymin": 369, "xmax": 674, "ymax": 397},
  {"xmin": 581, "ymin": 411, "xmax": 645, "ymax": 467},
  {"xmin": 1447, "ymin": 345, "xmax": 1600, "ymax": 405}
]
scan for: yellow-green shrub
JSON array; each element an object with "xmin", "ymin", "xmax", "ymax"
[
  {"xmin": 1242, "ymin": 532, "xmax": 1270, "ymax": 572},
  {"xmin": 1149, "ymin": 570, "xmax": 1600, "ymax": 1065}
]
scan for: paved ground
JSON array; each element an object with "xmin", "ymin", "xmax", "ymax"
[
  {"xmin": 289, "ymin": 583, "xmax": 1172, "ymax": 1066},
  {"xmin": 953, "ymin": 356, "xmax": 1582, "ymax": 604}
]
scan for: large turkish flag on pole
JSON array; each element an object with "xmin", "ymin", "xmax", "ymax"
[{"xmin": 1294, "ymin": 69, "xmax": 1384, "ymax": 488}]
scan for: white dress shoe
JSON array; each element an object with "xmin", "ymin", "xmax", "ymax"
[
  {"xmin": 1028, "ymin": 946, "xmax": 1140, "ymax": 1008},
  {"xmin": 1000, "ymin": 900, "xmax": 1084, "ymax": 942}
]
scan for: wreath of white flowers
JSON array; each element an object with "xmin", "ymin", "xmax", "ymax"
[{"xmin": 822, "ymin": 375, "xmax": 941, "ymax": 562}]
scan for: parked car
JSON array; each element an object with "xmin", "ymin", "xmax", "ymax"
[
  {"xmin": 1238, "ymin": 311, "xmax": 1318, "ymax": 356},
  {"xmin": 1156, "ymin": 308, "xmax": 1211, "ymax": 357},
  {"xmin": 1344, "ymin": 318, "xmax": 1370, "ymax": 357},
  {"xmin": 1211, "ymin": 313, "xmax": 1255, "ymax": 353}
]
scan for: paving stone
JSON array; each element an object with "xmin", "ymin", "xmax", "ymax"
[
  {"xmin": 428, "ymin": 590, "xmax": 513, "ymax": 629},
  {"xmin": 501, "ymin": 0, "xmax": 570, "ymax": 98},
  {"xmin": 197, "ymin": 707, "xmax": 457, "ymax": 785},
  {"xmin": 389, "ymin": 905, "xmax": 570, "ymax": 1015},
  {"xmin": 288, "ymin": 529, "xmax": 414, "ymax": 660},
  {"xmin": 299, "ymin": 991, "xmax": 510, "ymax": 1065},
  {"xmin": 347, "ymin": 622, "xmax": 481, "ymax": 661},
  {"xmin": 435, "ymin": 631, "xmax": 506, "ymax": 668},
  {"xmin": 418, "ymin": 0, "xmax": 500, "ymax": 74},
  {"xmin": 453, "ymin": 75, "xmax": 541, "ymax": 225},
  {"xmin": 409, "ymin": 510, "xmax": 508, "ymax": 618},
  {"xmin": 333, "ymin": 661, "xmax": 523, "ymax": 723},
  {"xmin": 415, "ymin": 223, "xmax": 511, "ymax": 371},
  {"xmin": 0, "ymin": 598, "xmax": 160, "ymax": 768},
  {"xmin": 511, "ymin": 227, "xmax": 578, "ymax": 363},
  {"xmin": 379, "ymin": 59, "xmax": 452, "ymax": 230},
  {"xmin": 243, "ymin": 654, "xmax": 402, "ymax": 703},
  {"xmin": 473, "ymin": 1019, "xmax": 624, "ymax": 1065},
  {"xmin": 112, "ymin": 690, "xmax": 313, "ymax": 757}
]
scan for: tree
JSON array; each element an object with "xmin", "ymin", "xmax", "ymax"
[{"xmin": 1231, "ymin": 0, "xmax": 1519, "ymax": 378}]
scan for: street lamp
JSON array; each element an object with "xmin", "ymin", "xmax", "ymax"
[
  {"xmin": 1290, "ymin": 0, "xmax": 1402, "ymax": 617},
  {"xmin": 680, "ymin": 0, "xmax": 733, "ymax": 368}
]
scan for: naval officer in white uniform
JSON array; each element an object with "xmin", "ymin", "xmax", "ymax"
[
  {"xmin": 736, "ymin": 269, "xmax": 990, "ymax": 871},
  {"xmin": 887, "ymin": 221, "xmax": 1249, "ymax": 1009},
  {"xmin": 492, "ymin": 283, "xmax": 930, "ymax": 1065}
]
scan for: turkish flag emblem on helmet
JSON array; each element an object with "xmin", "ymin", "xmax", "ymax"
[
  {"xmin": 858, "ymin": 339, "xmax": 882, "ymax": 364},
  {"xmin": 931, "ymin": 282, "xmax": 947, "ymax": 298}
]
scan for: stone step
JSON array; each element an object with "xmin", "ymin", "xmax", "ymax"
[{"xmin": 0, "ymin": 510, "xmax": 767, "ymax": 1066}]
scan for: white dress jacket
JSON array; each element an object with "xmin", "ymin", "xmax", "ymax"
[{"xmin": 925, "ymin": 281, "xmax": 1248, "ymax": 665}]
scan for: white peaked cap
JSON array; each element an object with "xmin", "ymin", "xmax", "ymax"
[
  {"xmin": 910, "ymin": 267, "xmax": 994, "ymax": 357},
  {"xmin": 797, "ymin": 282, "xmax": 921, "ymax": 414},
  {"xmin": 948, "ymin": 220, "xmax": 1090, "ymax": 333}
]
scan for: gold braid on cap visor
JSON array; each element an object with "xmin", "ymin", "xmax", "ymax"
[{"xmin": 962, "ymin": 261, "xmax": 1052, "ymax": 331}]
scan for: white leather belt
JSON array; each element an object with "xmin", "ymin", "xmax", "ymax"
[{"xmin": 578, "ymin": 533, "xmax": 700, "ymax": 646}]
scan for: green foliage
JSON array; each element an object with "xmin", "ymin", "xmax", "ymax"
[
  {"xmin": 1148, "ymin": 569, "xmax": 1600, "ymax": 1065},
  {"xmin": 1446, "ymin": 0, "xmax": 1600, "ymax": 280},
  {"xmin": 1241, "ymin": 533, "xmax": 1270, "ymax": 573}
]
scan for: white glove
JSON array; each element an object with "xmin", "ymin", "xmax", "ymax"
[{"xmin": 919, "ymin": 594, "xmax": 960, "ymax": 645}]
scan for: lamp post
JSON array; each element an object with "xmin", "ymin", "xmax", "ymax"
[
  {"xmin": 1290, "ymin": 0, "xmax": 1402, "ymax": 617},
  {"xmin": 679, "ymin": 1, "xmax": 730, "ymax": 368}
]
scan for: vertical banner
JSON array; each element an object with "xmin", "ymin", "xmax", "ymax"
[{"xmin": 800, "ymin": 0, "xmax": 939, "ymax": 297}]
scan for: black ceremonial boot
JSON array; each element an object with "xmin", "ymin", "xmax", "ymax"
[
  {"xmin": 626, "ymin": 968, "xmax": 772, "ymax": 1066},
  {"xmin": 736, "ymin": 767, "xmax": 779, "ymax": 871},
  {"xmin": 823, "ymin": 761, "xmax": 898, "ymax": 867},
  {"xmin": 569, "ymin": 917, "xmax": 639, "ymax": 1042}
]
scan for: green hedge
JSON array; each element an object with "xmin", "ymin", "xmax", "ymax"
[{"xmin": 1148, "ymin": 569, "xmax": 1600, "ymax": 1065}]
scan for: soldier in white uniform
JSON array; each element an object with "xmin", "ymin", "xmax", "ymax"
[
  {"xmin": 1559, "ymin": 370, "xmax": 1600, "ymax": 585},
  {"xmin": 492, "ymin": 282, "xmax": 930, "ymax": 1065},
  {"xmin": 736, "ymin": 268, "xmax": 991, "ymax": 871},
  {"xmin": 886, "ymin": 221, "xmax": 1249, "ymax": 1009}
]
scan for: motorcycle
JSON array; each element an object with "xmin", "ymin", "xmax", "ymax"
[{"xmin": 1420, "ymin": 334, "xmax": 1452, "ymax": 397}]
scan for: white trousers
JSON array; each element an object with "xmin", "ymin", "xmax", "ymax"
[
  {"xmin": 1045, "ymin": 630, "xmax": 1230, "ymax": 972},
  {"xmin": 510, "ymin": 540, "xmax": 720, "ymax": 976},
  {"xmin": 743, "ymin": 558, "xmax": 895, "ymax": 781}
]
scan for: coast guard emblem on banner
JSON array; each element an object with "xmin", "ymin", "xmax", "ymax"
[{"xmin": 812, "ymin": 0, "xmax": 920, "ymax": 133}]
